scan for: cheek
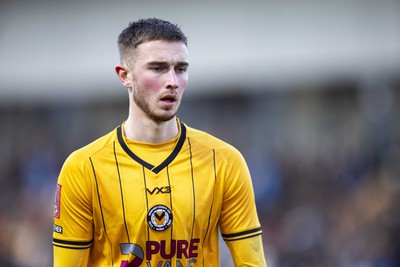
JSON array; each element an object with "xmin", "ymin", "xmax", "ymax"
[
  {"xmin": 178, "ymin": 76, "xmax": 189, "ymax": 93},
  {"xmin": 138, "ymin": 75, "xmax": 163, "ymax": 93}
]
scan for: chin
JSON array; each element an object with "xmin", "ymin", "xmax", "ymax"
[{"xmin": 150, "ymin": 112, "xmax": 176, "ymax": 122}]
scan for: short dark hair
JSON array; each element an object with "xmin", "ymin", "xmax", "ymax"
[{"xmin": 117, "ymin": 18, "xmax": 188, "ymax": 63}]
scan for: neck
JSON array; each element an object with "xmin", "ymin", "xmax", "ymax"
[{"xmin": 124, "ymin": 115, "xmax": 179, "ymax": 144}]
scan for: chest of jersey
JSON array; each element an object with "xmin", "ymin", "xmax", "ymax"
[{"xmin": 88, "ymin": 139, "xmax": 222, "ymax": 265}]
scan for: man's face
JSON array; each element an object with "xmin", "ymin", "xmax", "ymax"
[{"xmin": 128, "ymin": 40, "xmax": 189, "ymax": 122}]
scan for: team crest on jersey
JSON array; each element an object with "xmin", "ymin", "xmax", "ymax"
[{"xmin": 147, "ymin": 205, "xmax": 173, "ymax": 232}]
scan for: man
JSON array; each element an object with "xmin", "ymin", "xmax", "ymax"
[{"xmin": 53, "ymin": 18, "xmax": 267, "ymax": 266}]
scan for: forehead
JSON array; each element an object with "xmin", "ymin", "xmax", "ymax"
[{"xmin": 134, "ymin": 40, "xmax": 188, "ymax": 64}]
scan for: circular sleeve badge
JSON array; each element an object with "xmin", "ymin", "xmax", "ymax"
[{"xmin": 147, "ymin": 205, "xmax": 173, "ymax": 232}]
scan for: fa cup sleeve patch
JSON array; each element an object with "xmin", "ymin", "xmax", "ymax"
[{"xmin": 54, "ymin": 184, "xmax": 61, "ymax": 219}]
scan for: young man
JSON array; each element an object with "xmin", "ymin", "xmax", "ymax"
[{"xmin": 53, "ymin": 18, "xmax": 267, "ymax": 266}]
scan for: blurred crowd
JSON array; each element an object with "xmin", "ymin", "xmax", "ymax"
[{"xmin": 0, "ymin": 80, "xmax": 399, "ymax": 267}]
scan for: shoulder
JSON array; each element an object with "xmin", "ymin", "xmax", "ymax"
[
  {"xmin": 63, "ymin": 126, "xmax": 118, "ymax": 169},
  {"xmin": 184, "ymin": 123, "xmax": 245, "ymax": 162}
]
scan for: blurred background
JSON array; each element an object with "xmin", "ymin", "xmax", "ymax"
[{"xmin": 1, "ymin": 0, "xmax": 400, "ymax": 266}]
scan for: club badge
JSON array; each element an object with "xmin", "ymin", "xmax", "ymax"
[{"xmin": 147, "ymin": 205, "xmax": 173, "ymax": 232}]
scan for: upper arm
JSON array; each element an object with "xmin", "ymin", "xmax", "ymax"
[
  {"xmin": 218, "ymin": 148, "xmax": 266, "ymax": 265},
  {"xmin": 219, "ymin": 149, "xmax": 261, "ymax": 238},
  {"xmin": 53, "ymin": 153, "xmax": 93, "ymax": 259}
]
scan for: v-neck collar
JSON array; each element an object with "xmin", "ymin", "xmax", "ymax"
[{"xmin": 117, "ymin": 120, "xmax": 187, "ymax": 174}]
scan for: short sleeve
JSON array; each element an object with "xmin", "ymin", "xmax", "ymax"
[
  {"xmin": 218, "ymin": 148, "xmax": 263, "ymax": 240},
  {"xmin": 52, "ymin": 152, "xmax": 94, "ymax": 249}
]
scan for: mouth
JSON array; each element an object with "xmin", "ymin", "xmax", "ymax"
[
  {"xmin": 159, "ymin": 94, "xmax": 178, "ymax": 107},
  {"xmin": 160, "ymin": 94, "xmax": 177, "ymax": 103}
]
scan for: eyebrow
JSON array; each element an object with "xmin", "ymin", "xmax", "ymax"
[{"xmin": 146, "ymin": 61, "xmax": 189, "ymax": 67}]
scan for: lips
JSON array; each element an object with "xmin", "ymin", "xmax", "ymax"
[{"xmin": 160, "ymin": 94, "xmax": 177, "ymax": 103}]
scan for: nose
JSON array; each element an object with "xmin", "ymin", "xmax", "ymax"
[{"xmin": 165, "ymin": 69, "xmax": 179, "ymax": 89}]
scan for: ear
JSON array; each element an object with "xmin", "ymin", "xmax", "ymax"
[{"xmin": 115, "ymin": 64, "xmax": 132, "ymax": 89}]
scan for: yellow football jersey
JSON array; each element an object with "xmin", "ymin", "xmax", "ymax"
[{"xmin": 53, "ymin": 119, "xmax": 266, "ymax": 266}]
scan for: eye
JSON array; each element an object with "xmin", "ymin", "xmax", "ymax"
[
  {"xmin": 150, "ymin": 66, "xmax": 164, "ymax": 72},
  {"xmin": 175, "ymin": 66, "xmax": 188, "ymax": 73}
]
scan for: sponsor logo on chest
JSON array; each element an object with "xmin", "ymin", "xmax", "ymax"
[
  {"xmin": 120, "ymin": 239, "xmax": 199, "ymax": 267},
  {"xmin": 146, "ymin": 186, "xmax": 171, "ymax": 195}
]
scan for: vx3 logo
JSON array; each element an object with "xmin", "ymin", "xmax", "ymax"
[{"xmin": 146, "ymin": 186, "xmax": 171, "ymax": 195}]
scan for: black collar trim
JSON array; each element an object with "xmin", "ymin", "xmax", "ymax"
[{"xmin": 117, "ymin": 121, "xmax": 187, "ymax": 174}]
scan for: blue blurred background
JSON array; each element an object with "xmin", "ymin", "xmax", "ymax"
[{"xmin": 1, "ymin": 1, "xmax": 400, "ymax": 266}]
